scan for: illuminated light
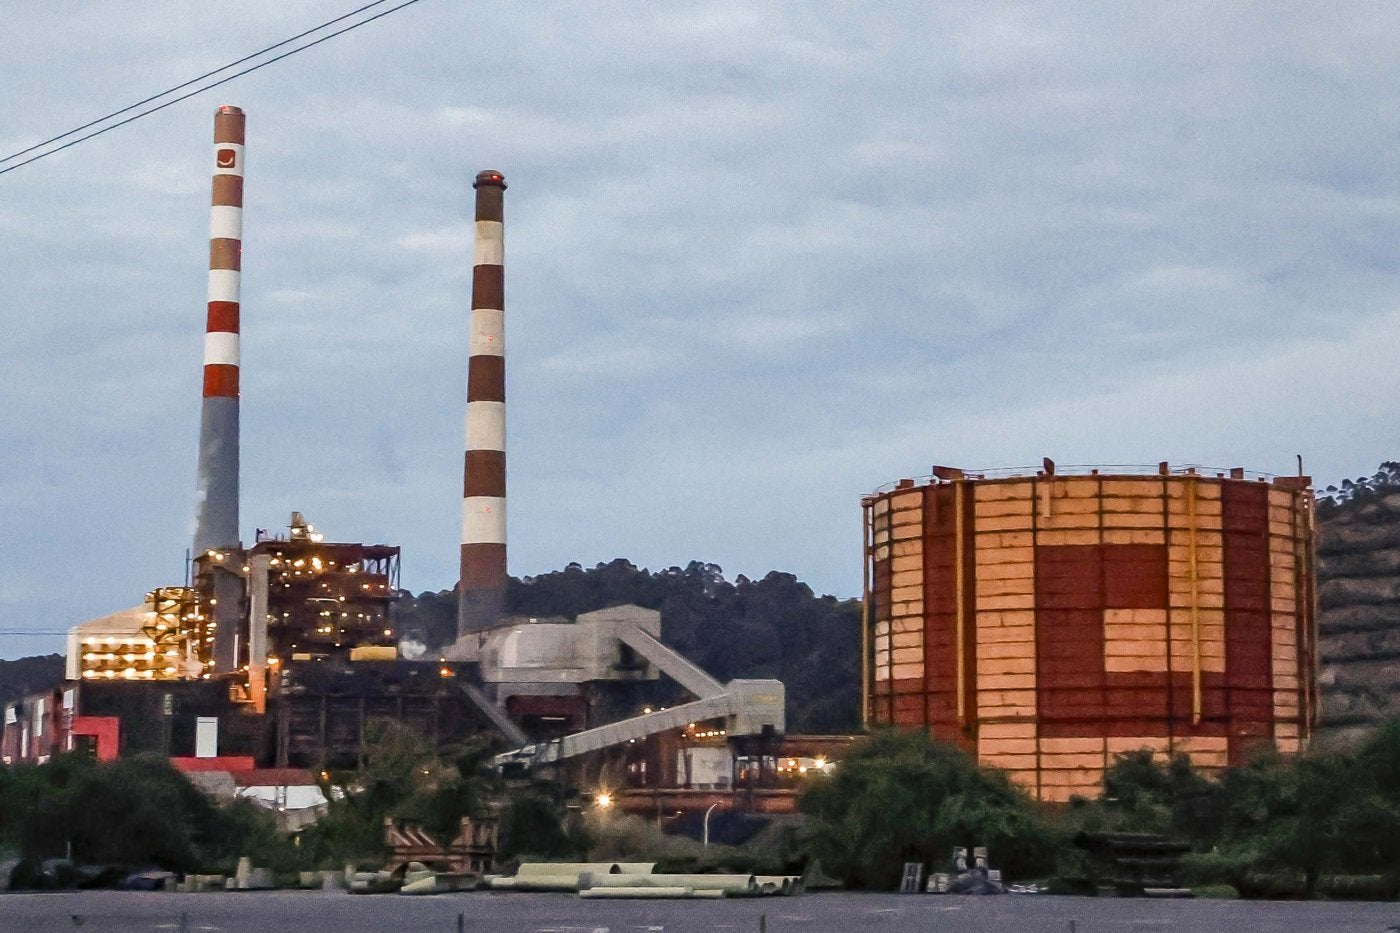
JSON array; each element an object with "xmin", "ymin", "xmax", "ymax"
[
  {"xmin": 439, "ymin": 666, "xmax": 453, "ymax": 678},
  {"xmin": 595, "ymin": 792, "xmax": 613, "ymax": 809},
  {"xmin": 293, "ymin": 559, "xmax": 305, "ymax": 568},
  {"xmin": 311, "ymin": 557, "xmax": 323, "ymax": 571}
]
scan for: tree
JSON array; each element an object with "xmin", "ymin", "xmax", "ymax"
[
  {"xmin": 1096, "ymin": 750, "xmax": 1223, "ymax": 848},
  {"xmin": 497, "ymin": 791, "xmax": 579, "ymax": 861},
  {"xmin": 299, "ymin": 720, "xmax": 501, "ymax": 868},
  {"xmin": 7, "ymin": 754, "xmax": 255, "ymax": 873},
  {"xmin": 799, "ymin": 730, "xmax": 1056, "ymax": 889}
]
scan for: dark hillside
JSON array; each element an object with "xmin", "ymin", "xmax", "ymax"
[
  {"xmin": 396, "ymin": 559, "xmax": 862, "ymax": 734},
  {"xmin": 1315, "ymin": 462, "xmax": 1400, "ymax": 747},
  {"xmin": 0, "ymin": 654, "xmax": 64, "ymax": 705}
]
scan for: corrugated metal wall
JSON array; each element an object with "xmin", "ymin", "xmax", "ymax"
[{"xmin": 866, "ymin": 471, "xmax": 1316, "ymax": 802}]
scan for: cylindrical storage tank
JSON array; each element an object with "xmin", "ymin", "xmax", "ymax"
[{"xmin": 862, "ymin": 464, "xmax": 1317, "ymax": 802}]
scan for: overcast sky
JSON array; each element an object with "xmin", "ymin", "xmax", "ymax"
[{"xmin": 3, "ymin": 3, "xmax": 1398, "ymax": 658}]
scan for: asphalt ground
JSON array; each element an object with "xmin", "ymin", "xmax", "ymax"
[{"xmin": 3, "ymin": 890, "xmax": 1400, "ymax": 933}]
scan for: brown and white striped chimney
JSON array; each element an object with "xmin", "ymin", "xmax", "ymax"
[
  {"xmin": 458, "ymin": 169, "xmax": 507, "ymax": 637},
  {"xmin": 193, "ymin": 105, "xmax": 244, "ymax": 557}
]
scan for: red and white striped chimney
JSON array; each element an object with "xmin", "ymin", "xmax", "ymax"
[
  {"xmin": 193, "ymin": 105, "xmax": 244, "ymax": 556},
  {"xmin": 459, "ymin": 170, "xmax": 507, "ymax": 637}
]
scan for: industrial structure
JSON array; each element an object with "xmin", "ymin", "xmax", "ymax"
[
  {"xmin": 459, "ymin": 170, "xmax": 509, "ymax": 639},
  {"xmin": 11, "ymin": 111, "xmax": 803, "ymax": 820},
  {"xmin": 863, "ymin": 462, "xmax": 1317, "ymax": 801},
  {"xmin": 197, "ymin": 104, "xmax": 248, "ymax": 674}
]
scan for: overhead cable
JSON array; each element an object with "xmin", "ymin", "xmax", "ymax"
[{"xmin": 0, "ymin": 0, "xmax": 427, "ymax": 178}]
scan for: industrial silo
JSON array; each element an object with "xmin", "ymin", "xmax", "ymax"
[{"xmin": 862, "ymin": 463, "xmax": 1317, "ymax": 802}]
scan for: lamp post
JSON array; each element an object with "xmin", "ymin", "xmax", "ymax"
[{"xmin": 702, "ymin": 803, "xmax": 720, "ymax": 848}]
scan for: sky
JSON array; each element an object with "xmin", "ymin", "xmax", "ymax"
[{"xmin": 2, "ymin": 3, "xmax": 1398, "ymax": 659}]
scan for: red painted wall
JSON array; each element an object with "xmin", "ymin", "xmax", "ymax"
[{"xmin": 69, "ymin": 716, "xmax": 120, "ymax": 762}]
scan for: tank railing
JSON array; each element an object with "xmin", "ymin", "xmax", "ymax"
[{"xmin": 870, "ymin": 463, "xmax": 1285, "ymax": 496}]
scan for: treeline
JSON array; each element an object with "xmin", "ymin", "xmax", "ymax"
[
  {"xmin": 396, "ymin": 560, "xmax": 862, "ymax": 734},
  {"xmin": 1316, "ymin": 461, "xmax": 1400, "ymax": 515},
  {"xmin": 801, "ymin": 725, "xmax": 1400, "ymax": 897},
  {"xmin": 0, "ymin": 724, "xmax": 572, "ymax": 885},
  {"xmin": 12, "ymin": 724, "xmax": 1400, "ymax": 897},
  {"xmin": 0, "ymin": 754, "xmax": 282, "ymax": 883}
]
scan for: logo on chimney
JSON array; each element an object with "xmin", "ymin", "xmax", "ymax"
[{"xmin": 216, "ymin": 148, "xmax": 237, "ymax": 169}]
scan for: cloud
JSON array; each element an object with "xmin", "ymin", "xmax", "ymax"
[{"xmin": 3, "ymin": 3, "xmax": 1400, "ymax": 654}]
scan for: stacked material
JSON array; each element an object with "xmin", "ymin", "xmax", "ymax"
[
  {"xmin": 579, "ymin": 872, "xmax": 804, "ymax": 899},
  {"xmin": 398, "ymin": 862, "xmax": 437, "ymax": 895},
  {"xmin": 1314, "ymin": 489, "xmax": 1400, "ymax": 749},
  {"xmin": 754, "ymin": 875, "xmax": 803, "ymax": 896},
  {"xmin": 580, "ymin": 886, "xmax": 725, "ymax": 899},
  {"xmin": 348, "ymin": 868, "xmax": 401, "ymax": 894},
  {"xmin": 486, "ymin": 863, "xmax": 803, "ymax": 899},
  {"xmin": 486, "ymin": 862, "xmax": 657, "ymax": 893},
  {"xmin": 175, "ymin": 874, "xmax": 228, "ymax": 892},
  {"xmin": 229, "ymin": 857, "xmax": 274, "ymax": 890}
]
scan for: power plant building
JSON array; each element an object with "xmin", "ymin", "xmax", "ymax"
[
  {"xmin": 34, "ymin": 114, "xmax": 800, "ymax": 817},
  {"xmin": 863, "ymin": 463, "xmax": 1318, "ymax": 802}
]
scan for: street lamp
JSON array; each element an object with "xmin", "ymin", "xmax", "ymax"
[{"xmin": 703, "ymin": 803, "xmax": 720, "ymax": 848}]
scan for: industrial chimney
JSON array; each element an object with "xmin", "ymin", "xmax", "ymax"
[
  {"xmin": 458, "ymin": 170, "xmax": 508, "ymax": 637},
  {"xmin": 193, "ymin": 105, "xmax": 244, "ymax": 554},
  {"xmin": 194, "ymin": 106, "xmax": 245, "ymax": 671}
]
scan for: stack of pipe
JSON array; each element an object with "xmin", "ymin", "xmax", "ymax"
[
  {"xmin": 485, "ymin": 862, "xmax": 656, "ymax": 892},
  {"xmin": 578, "ymin": 872, "xmax": 805, "ymax": 899}
]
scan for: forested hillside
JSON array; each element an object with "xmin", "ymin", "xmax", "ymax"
[
  {"xmin": 396, "ymin": 559, "xmax": 862, "ymax": 734},
  {"xmin": 0, "ymin": 654, "xmax": 63, "ymax": 705},
  {"xmin": 1315, "ymin": 462, "xmax": 1400, "ymax": 747}
]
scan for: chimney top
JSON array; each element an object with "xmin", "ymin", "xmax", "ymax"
[{"xmin": 473, "ymin": 170, "xmax": 507, "ymax": 190}]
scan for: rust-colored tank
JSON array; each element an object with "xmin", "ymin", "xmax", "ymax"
[{"xmin": 862, "ymin": 464, "xmax": 1317, "ymax": 802}]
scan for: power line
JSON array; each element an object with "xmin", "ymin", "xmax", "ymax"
[
  {"xmin": 0, "ymin": 0, "xmax": 397, "ymax": 168},
  {"xmin": 0, "ymin": 0, "xmax": 428, "ymax": 178}
]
